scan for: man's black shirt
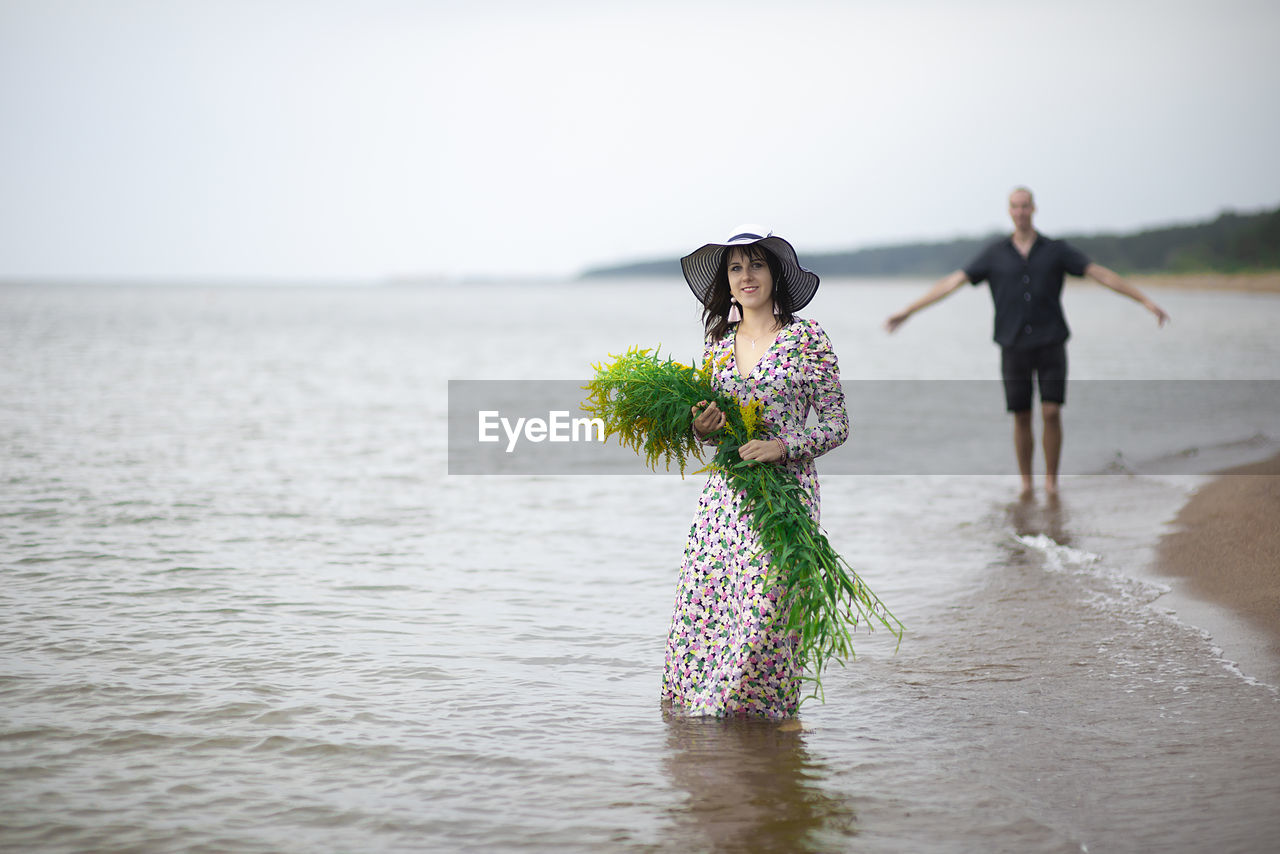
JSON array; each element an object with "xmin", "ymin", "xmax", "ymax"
[{"xmin": 964, "ymin": 235, "xmax": 1091, "ymax": 350}]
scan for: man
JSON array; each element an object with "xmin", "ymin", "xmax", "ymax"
[{"xmin": 885, "ymin": 187, "xmax": 1170, "ymax": 497}]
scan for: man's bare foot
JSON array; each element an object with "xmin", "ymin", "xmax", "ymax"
[
  {"xmin": 1019, "ymin": 480, "xmax": 1035, "ymax": 500},
  {"xmin": 1044, "ymin": 479, "xmax": 1059, "ymax": 498}
]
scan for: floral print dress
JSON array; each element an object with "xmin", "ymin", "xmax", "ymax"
[{"xmin": 661, "ymin": 318, "xmax": 849, "ymax": 719}]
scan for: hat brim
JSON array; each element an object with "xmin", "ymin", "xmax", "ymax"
[{"xmin": 680, "ymin": 234, "xmax": 820, "ymax": 312}]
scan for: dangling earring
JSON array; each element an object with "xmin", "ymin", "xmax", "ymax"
[{"xmin": 727, "ymin": 299, "xmax": 742, "ymax": 323}]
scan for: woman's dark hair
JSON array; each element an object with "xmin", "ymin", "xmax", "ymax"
[{"xmin": 701, "ymin": 244, "xmax": 796, "ymax": 340}]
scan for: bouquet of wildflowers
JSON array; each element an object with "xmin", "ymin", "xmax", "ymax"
[{"xmin": 583, "ymin": 347, "xmax": 902, "ymax": 701}]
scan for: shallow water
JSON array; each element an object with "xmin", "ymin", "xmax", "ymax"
[{"xmin": 3, "ymin": 280, "xmax": 1280, "ymax": 852}]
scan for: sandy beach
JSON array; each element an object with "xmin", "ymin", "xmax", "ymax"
[
  {"xmin": 1140, "ymin": 272, "xmax": 1280, "ymax": 667},
  {"xmin": 1088, "ymin": 268, "xmax": 1280, "ymax": 670},
  {"xmin": 1156, "ymin": 452, "xmax": 1280, "ymax": 664}
]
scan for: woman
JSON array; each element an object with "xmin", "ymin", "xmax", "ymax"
[{"xmin": 661, "ymin": 225, "xmax": 849, "ymax": 719}]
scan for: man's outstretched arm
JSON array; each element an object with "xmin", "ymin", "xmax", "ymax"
[
  {"xmin": 1084, "ymin": 263, "xmax": 1170, "ymax": 326},
  {"xmin": 884, "ymin": 269, "xmax": 970, "ymax": 333}
]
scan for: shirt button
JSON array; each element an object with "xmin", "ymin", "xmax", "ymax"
[
  {"xmin": 1024, "ymin": 292, "xmax": 1032, "ymax": 301},
  {"xmin": 1024, "ymin": 324, "xmax": 1033, "ymax": 334},
  {"xmin": 1022, "ymin": 275, "xmax": 1030, "ymax": 284}
]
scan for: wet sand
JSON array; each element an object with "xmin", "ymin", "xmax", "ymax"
[
  {"xmin": 1155, "ymin": 452, "xmax": 1280, "ymax": 665},
  {"xmin": 1090, "ymin": 269, "xmax": 1280, "ymax": 659}
]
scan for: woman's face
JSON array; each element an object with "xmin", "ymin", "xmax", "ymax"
[{"xmin": 726, "ymin": 248, "xmax": 774, "ymax": 314}]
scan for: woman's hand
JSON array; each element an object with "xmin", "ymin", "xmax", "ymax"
[
  {"xmin": 738, "ymin": 438, "xmax": 787, "ymax": 464},
  {"xmin": 691, "ymin": 400, "xmax": 726, "ymax": 437}
]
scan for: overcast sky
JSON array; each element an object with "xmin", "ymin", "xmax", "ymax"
[{"xmin": 2, "ymin": 0, "xmax": 1278, "ymax": 281}]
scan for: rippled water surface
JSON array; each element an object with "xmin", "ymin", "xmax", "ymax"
[{"xmin": 3, "ymin": 280, "xmax": 1280, "ymax": 852}]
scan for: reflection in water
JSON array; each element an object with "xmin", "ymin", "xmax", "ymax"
[
  {"xmin": 659, "ymin": 715, "xmax": 857, "ymax": 853},
  {"xmin": 1005, "ymin": 493, "xmax": 1070, "ymax": 544}
]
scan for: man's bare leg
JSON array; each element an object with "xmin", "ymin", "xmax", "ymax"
[
  {"xmin": 1013, "ymin": 410, "xmax": 1035, "ymax": 497},
  {"xmin": 1042, "ymin": 402, "xmax": 1062, "ymax": 496}
]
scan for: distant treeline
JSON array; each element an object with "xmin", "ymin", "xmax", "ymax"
[{"xmin": 581, "ymin": 206, "xmax": 1280, "ymax": 278}]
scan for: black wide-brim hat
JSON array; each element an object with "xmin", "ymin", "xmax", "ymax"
[{"xmin": 680, "ymin": 224, "xmax": 821, "ymax": 311}]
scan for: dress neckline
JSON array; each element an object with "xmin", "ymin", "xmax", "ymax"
[{"xmin": 729, "ymin": 320, "xmax": 793, "ymax": 381}]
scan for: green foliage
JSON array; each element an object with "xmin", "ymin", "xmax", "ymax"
[
  {"xmin": 1071, "ymin": 208, "xmax": 1280, "ymax": 273},
  {"xmin": 583, "ymin": 348, "xmax": 904, "ymax": 703},
  {"xmin": 581, "ymin": 347, "xmax": 741, "ymax": 474}
]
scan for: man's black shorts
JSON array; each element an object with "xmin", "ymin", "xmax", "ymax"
[{"xmin": 1000, "ymin": 342, "xmax": 1067, "ymax": 412}]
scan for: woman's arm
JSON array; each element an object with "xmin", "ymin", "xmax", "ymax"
[
  {"xmin": 776, "ymin": 322, "xmax": 849, "ymax": 461},
  {"xmin": 691, "ymin": 337, "xmax": 724, "ymax": 443}
]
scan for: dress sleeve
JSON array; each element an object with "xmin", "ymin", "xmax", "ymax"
[
  {"xmin": 693, "ymin": 335, "xmax": 720, "ymax": 447},
  {"xmin": 777, "ymin": 321, "xmax": 849, "ymax": 461}
]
